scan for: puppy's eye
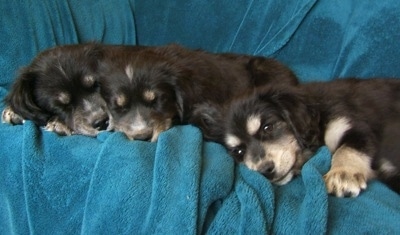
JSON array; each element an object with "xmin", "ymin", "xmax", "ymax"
[
  {"xmin": 92, "ymin": 81, "xmax": 100, "ymax": 89},
  {"xmin": 230, "ymin": 146, "xmax": 246, "ymax": 161},
  {"xmin": 262, "ymin": 124, "xmax": 273, "ymax": 132}
]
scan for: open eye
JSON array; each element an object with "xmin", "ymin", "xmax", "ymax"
[
  {"xmin": 262, "ymin": 123, "xmax": 273, "ymax": 132},
  {"xmin": 230, "ymin": 146, "xmax": 246, "ymax": 161}
]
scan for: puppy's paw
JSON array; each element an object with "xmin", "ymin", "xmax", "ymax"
[
  {"xmin": 2, "ymin": 106, "xmax": 24, "ymax": 124},
  {"xmin": 45, "ymin": 119, "xmax": 72, "ymax": 136},
  {"xmin": 324, "ymin": 168, "xmax": 367, "ymax": 197}
]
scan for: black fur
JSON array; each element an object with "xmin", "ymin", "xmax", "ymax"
[
  {"xmin": 3, "ymin": 43, "xmax": 110, "ymax": 136},
  {"xmin": 98, "ymin": 44, "xmax": 298, "ymax": 141},
  {"xmin": 225, "ymin": 78, "xmax": 400, "ymax": 196}
]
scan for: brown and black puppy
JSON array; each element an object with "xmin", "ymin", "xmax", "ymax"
[
  {"xmin": 224, "ymin": 78, "xmax": 400, "ymax": 197},
  {"xmin": 2, "ymin": 43, "xmax": 111, "ymax": 136},
  {"xmin": 98, "ymin": 44, "xmax": 298, "ymax": 141}
]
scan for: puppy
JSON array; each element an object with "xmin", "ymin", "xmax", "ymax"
[
  {"xmin": 98, "ymin": 44, "xmax": 298, "ymax": 141},
  {"xmin": 2, "ymin": 43, "xmax": 110, "ymax": 136},
  {"xmin": 224, "ymin": 78, "xmax": 400, "ymax": 197},
  {"xmin": 188, "ymin": 54, "xmax": 299, "ymax": 142}
]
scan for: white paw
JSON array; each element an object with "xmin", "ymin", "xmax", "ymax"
[
  {"xmin": 2, "ymin": 106, "xmax": 24, "ymax": 124},
  {"xmin": 324, "ymin": 167, "xmax": 367, "ymax": 197},
  {"xmin": 44, "ymin": 119, "xmax": 72, "ymax": 136}
]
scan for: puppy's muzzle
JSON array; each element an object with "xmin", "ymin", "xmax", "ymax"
[
  {"xmin": 124, "ymin": 126, "xmax": 154, "ymax": 141},
  {"xmin": 260, "ymin": 161, "xmax": 275, "ymax": 179},
  {"xmin": 92, "ymin": 116, "xmax": 110, "ymax": 131}
]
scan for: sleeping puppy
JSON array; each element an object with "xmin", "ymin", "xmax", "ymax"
[
  {"xmin": 98, "ymin": 44, "xmax": 298, "ymax": 141},
  {"xmin": 224, "ymin": 78, "xmax": 400, "ymax": 197},
  {"xmin": 2, "ymin": 43, "xmax": 110, "ymax": 136}
]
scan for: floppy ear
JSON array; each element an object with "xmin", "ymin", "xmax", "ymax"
[
  {"xmin": 174, "ymin": 89, "xmax": 184, "ymax": 121},
  {"xmin": 261, "ymin": 86, "xmax": 320, "ymax": 149},
  {"xmin": 4, "ymin": 69, "xmax": 50, "ymax": 126},
  {"xmin": 188, "ymin": 102, "xmax": 225, "ymax": 143},
  {"xmin": 247, "ymin": 57, "xmax": 299, "ymax": 86}
]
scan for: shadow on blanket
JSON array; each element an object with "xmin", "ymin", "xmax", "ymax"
[{"xmin": 0, "ymin": 88, "xmax": 399, "ymax": 234}]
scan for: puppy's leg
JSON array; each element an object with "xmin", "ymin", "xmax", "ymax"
[
  {"xmin": 323, "ymin": 117, "xmax": 375, "ymax": 197},
  {"xmin": 2, "ymin": 106, "xmax": 24, "ymax": 124},
  {"xmin": 44, "ymin": 118, "xmax": 73, "ymax": 136},
  {"xmin": 324, "ymin": 146, "xmax": 374, "ymax": 197}
]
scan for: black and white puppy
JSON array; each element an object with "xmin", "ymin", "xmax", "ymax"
[
  {"xmin": 98, "ymin": 44, "xmax": 298, "ymax": 141},
  {"xmin": 224, "ymin": 78, "xmax": 400, "ymax": 197},
  {"xmin": 2, "ymin": 43, "xmax": 110, "ymax": 136}
]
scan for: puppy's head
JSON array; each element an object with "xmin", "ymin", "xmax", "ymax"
[
  {"xmin": 100, "ymin": 52, "xmax": 183, "ymax": 141},
  {"xmin": 224, "ymin": 86, "xmax": 318, "ymax": 185},
  {"xmin": 4, "ymin": 43, "xmax": 110, "ymax": 136},
  {"xmin": 188, "ymin": 102, "xmax": 226, "ymax": 143}
]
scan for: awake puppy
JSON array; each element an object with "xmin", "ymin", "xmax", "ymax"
[
  {"xmin": 224, "ymin": 78, "xmax": 400, "ymax": 197},
  {"xmin": 98, "ymin": 44, "xmax": 298, "ymax": 141},
  {"xmin": 2, "ymin": 43, "xmax": 110, "ymax": 136}
]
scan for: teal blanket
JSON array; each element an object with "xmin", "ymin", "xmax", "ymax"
[{"xmin": 1, "ymin": 0, "xmax": 399, "ymax": 234}]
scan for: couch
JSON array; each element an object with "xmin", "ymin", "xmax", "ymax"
[{"xmin": 1, "ymin": 0, "xmax": 399, "ymax": 234}]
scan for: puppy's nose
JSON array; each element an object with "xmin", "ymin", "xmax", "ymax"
[
  {"xmin": 92, "ymin": 117, "xmax": 109, "ymax": 131},
  {"xmin": 261, "ymin": 161, "xmax": 275, "ymax": 179},
  {"xmin": 131, "ymin": 132, "xmax": 152, "ymax": 141}
]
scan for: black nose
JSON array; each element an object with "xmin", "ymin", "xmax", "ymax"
[
  {"xmin": 261, "ymin": 161, "xmax": 275, "ymax": 179},
  {"xmin": 92, "ymin": 117, "xmax": 109, "ymax": 130}
]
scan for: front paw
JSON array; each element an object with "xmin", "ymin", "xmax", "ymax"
[
  {"xmin": 45, "ymin": 119, "xmax": 72, "ymax": 136},
  {"xmin": 324, "ymin": 168, "xmax": 367, "ymax": 197},
  {"xmin": 2, "ymin": 106, "xmax": 24, "ymax": 124}
]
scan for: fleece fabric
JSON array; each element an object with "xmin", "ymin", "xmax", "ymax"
[{"xmin": 1, "ymin": 0, "xmax": 400, "ymax": 234}]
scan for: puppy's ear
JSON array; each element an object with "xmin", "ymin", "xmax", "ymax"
[
  {"xmin": 247, "ymin": 57, "xmax": 299, "ymax": 86},
  {"xmin": 4, "ymin": 69, "xmax": 50, "ymax": 125},
  {"xmin": 261, "ymin": 86, "xmax": 319, "ymax": 149},
  {"xmin": 189, "ymin": 103, "xmax": 225, "ymax": 143},
  {"xmin": 176, "ymin": 93, "xmax": 184, "ymax": 122},
  {"xmin": 83, "ymin": 43, "xmax": 104, "ymax": 71}
]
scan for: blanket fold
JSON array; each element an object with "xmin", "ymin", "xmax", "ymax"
[
  {"xmin": 1, "ymin": 0, "xmax": 400, "ymax": 234},
  {"xmin": 133, "ymin": 0, "xmax": 317, "ymax": 55},
  {"xmin": 1, "ymin": 99, "xmax": 400, "ymax": 234}
]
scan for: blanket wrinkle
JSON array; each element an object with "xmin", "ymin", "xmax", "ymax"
[
  {"xmin": 197, "ymin": 141, "xmax": 236, "ymax": 234},
  {"xmin": 141, "ymin": 126, "xmax": 203, "ymax": 234},
  {"xmin": 2, "ymin": 1, "xmax": 400, "ymax": 234},
  {"xmin": 81, "ymin": 132, "xmax": 155, "ymax": 234},
  {"xmin": 133, "ymin": 0, "xmax": 317, "ymax": 55}
]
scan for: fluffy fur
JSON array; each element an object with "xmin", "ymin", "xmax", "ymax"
[
  {"xmin": 98, "ymin": 44, "xmax": 298, "ymax": 141},
  {"xmin": 2, "ymin": 43, "xmax": 110, "ymax": 136},
  {"xmin": 224, "ymin": 78, "xmax": 400, "ymax": 197}
]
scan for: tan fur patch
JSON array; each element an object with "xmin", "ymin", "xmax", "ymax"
[
  {"xmin": 116, "ymin": 94, "xmax": 127, "ymax": 107},
  {"xmin": 82, "ymin": 75, "xmax": 95, "ymax": 88},
  {"xmin": 378, "ymin": 159, "xmax": 398, "ymax": 176},
  {"xmin": 246, "ymin": 115, "xmax": 261, "ymax": 136},
  {"xmin": 45, "ymin": 118, "xmax": 73, "ymax": 135},
  {"xmin": 151, "ymin": 118, "xmax": 173, "ymax": 142},
  {"xmin": 125, "ymin": 65, "xmax": 134, "ymax": 81},
  {"xmin": 58, "ymin": 92, "xmax": 71, "ymax": 105},
  {"xmin": 143, "ymin": 90, "xmax": 156, "ymax": 102},
  {"xmin": 2, "ymin": 106, "xmax": 24, "ymax": 124},
  {"xmin": 260, "ymin": 135, "xmax": 299, "ymax": 185},
  {"xmin": 324, "ymin": 146, "xmax": 374, "ymax": 197}
]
